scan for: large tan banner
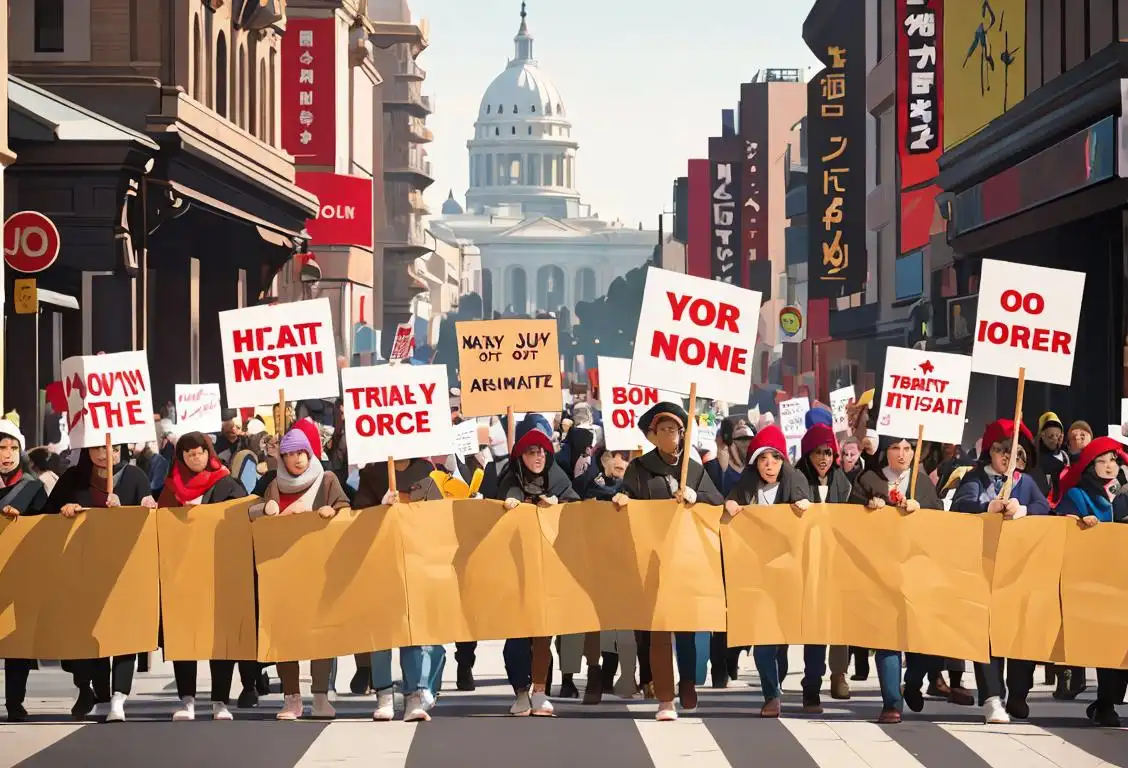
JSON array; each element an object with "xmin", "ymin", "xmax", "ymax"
[
  {"xmin": 0, "ymin": 508, "xmax": 159, "ymax": 659},
  {"xmin": 157, "ymin": 500, "xmax": 258, "ymax": 661},
  {"xmin": 252, "ymin": 507, "xmax": 410, "ymax": 662},
  {"xmin": 1060, "ymin": 521, "xmax": 1128, "ymax": 670},
  {"xmin": 989, "ymin": 515, "xmax": 1067, "ymax": 663}
]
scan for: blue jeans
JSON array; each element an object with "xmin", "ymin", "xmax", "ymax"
[
  {"xmin": 674, "ymin": 632, "xmax": 699, "ymax": 684},
  {"xmin": 753, "ymin": 645, "xmax": 827, "ymax": 700},
  {"xmin": 873, "ymin": 650, "xmax": 903, "ymax": 711},
  {"xmin": 370, "ymin": 646, "xmax": 445, "ymax": 695}
]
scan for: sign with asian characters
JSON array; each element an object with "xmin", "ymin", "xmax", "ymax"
[
  {"xmin": 740, "ymin": 83, "xmax": 767, "ymax": 286},
  {"xmin": 877, "ymin": 346, "xmax": 971, "ymax": 446},
  {"xmin": 455, "ymin": 319, "xmax": 561, "ymax": 417},
  {"xmin": 62, "ymin": 351, "xmax": 157, "ymax": 448},
  {"xmin": 282, "ymin": 18, "xmax": 336, "ymax": 166},
  {"xmin": 218, "ymin": 298, "xmax": 340, "ymax": 408},
  {"xmin": 174, "ymin": 383, "xmax": 222, "ymax": 435},
  {"xmin": 340, "ymin": 364, "xmax": 453, "ymax": 466},
  {"xmin": 709, "ymin": 161, "xmax": 741, "ymax": 283},
  {"xmin": 597, "ymin": 356, "xmax": 680, "ymax": 452},
  {"xmin": 899, "ymin": 0, "xmax": 942, "ymax": 173}
]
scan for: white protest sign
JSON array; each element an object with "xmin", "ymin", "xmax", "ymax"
[
  {"xmin": 61, "ymin": 351, "xmax": 156, "ymax": 448},
  {"xmin": 174, "ymin": 383, "xmax": 222, "ymax": 434},
  {"xmin": 597, "ymin": 356, "xmax": 680, "ymax": 451},
  {"xmin": 340, "ymin": 364, "xmax": 453, "ymax": 466},
  {"xmin": 830, "ymin": 385, "xmax": 855, "ymax": 435},
  {"xmin": 779, "ymin": 397, "xmax": 810, "ymax": 439},
  {"xmin": 452, "ymin": 419, "xmax": 479, "ymax": 457},
  {"xmin": 876, "ymin": 346, "xmax": 972, "ymax": 446},
  {"xmin": 1107, "ymin": 425, "xmax": 1128, "ymax": 446},
  {"xmin": 218, "ymin": 297, "xmax": 340, "ymax": 409},
  {"xmin": 695, "ymin": 422, "xmax": 719, "ymax": 451},
  {"xmin": 785, "ymin": 436, "xmax": 802, "ymax": 465},
  {"xmin": 629, "ymin": 266, "xmax": 761, "ymax": 403},
  {"xmin": 1121, "ymin": 398, "xmax": 1128, "ymax": 427},
  {"xmin": 971, "ymin": 259, "xmax": 1085, "ymax": 386}
]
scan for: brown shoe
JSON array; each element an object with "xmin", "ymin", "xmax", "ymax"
[
  {"xmin": 760, "ymin": 698, "xmax": 781, "ymax": 718},
  {"xmin": 947, "ymin": 686, "xmax": 975, "ymax": 706},
  {"xmin": 642, "ymin": 682, "xmax": 656, "ymax": 700},
  {"xmin": 877, "ymin": 707, "xmax": 902, "ymax": 724},
  {"xmin": 583, "ymin": 665, "xmax": 603, "ymax": 705},
  {"xmin": 830, "ymin": 673, "xmax": 851, "ymax": 700},
  {"xmin": 679, "ymin": 681, "xmax": 698, "ymax": 711},
  {"xmin": 926, "ymin": 678, "xmax": 951, "ymax": 699}
]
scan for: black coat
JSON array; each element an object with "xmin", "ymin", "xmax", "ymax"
[
  {"xmin": 796, "ymin": 461, "xmax": 854, "ymax": 503},
  {"xmin": 850, "ymin": 466, "xmax": 942, "ymax": 510},
  {"xmin": 0, "ymin": 474, "xmax": 48, "ymax": 515},
  {"xmin": 46, "ymin": 463, "xmax": 151, "ymax": 511},
  {"xmin": 621, "ymin": 449, "xmax": 724, "ymax": 504},
  {"xmin": 726, "ymin": 463, "xmax": 810, "ymax": 506},
  {"xmin": 353, "ymin": 459, "xmax": 442, "ymax": 507},
  {"xmin": 495, "ymin": 459, "xmax": 579, "ymax": 503}
]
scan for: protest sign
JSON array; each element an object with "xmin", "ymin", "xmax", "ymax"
[
  {"xmin": 830, "ymin": 385, "xmax": 855, "ymax": 434},
  {"xmin": 389, "ymin": 321, "xmax": 415, "ymax": 361},
  {"xmin": 218, "ymin": 298, "xmax": 339, "ymax": 408},
  {"xmin": 174, "ymin": 383, "xmax": 222, "ymax": 434},
  {"xmin": 779, "ymin": 397, "xmax": 810, "ymax": 439},
  {"xmin": 877, "ymin": 346, "xmax": 972, "ymax": 446},
  {"xmin": 61, "ymin": 351, "xmax": 156, "ymax": 448},
  {"xmin": 971, "ymin": 259, "xmax": 1085, "ymax": 386},
  {"xmin": 456, "ymin": 319, "xmax": 561, "ymax": 417},
  {"xmin": 452, "ymin": 419, "xmax": 479, "ymax": 457},
  {"xmin": 629, "ymin": 266, "xmax": 761, "ymax": 402},
  {"xmin": 341, "ymin": 364, "xmax": 453, "ymax": 466},
  {"xmin": 597, "ymin": 356, "xmax": 679, "ymax": 451}
]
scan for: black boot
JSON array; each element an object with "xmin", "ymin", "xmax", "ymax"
[
  {"xmin": 237, "ymin": 686, "xmax": 259, "ymax": 708},
  {"xmin": 560, "ymin": 673, "xmax": 579, "ymax": 699},
  {"xmin": 456, "ymin": 663, "xmax": 475, "ymax": 692},
  {"xmin": 256, "ymin": 669, "xmax": 271, "ymax": 696},
  {"xmin": 71, "ymin": 685, "xmax": 96, "ymax": 720},
  {"xmin": 601, "ymin": 652, "xmax": 618, "ymax": 690},
  {"xmin": 6, "ymin": 703, "xmax": 27, "ymax": 722},
  {"xmin": 349, "ymin": 667, "xmax": 370, "ymax": 695}
]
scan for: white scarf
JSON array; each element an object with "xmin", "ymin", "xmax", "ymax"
[
  {"xmin": 757, "ymin": 483, "xmax": 779, "ymax": 505},
  {"xmin": 882, "ymin": 465, "xmax": 911, "ymax": 495},
  {"xmin": 277, "ymin": 457, "xmax": 325, "ymax": 511}
]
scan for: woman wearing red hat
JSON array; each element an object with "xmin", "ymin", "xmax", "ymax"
[
  {"xmin": 723, "ymin": 425, "xmax": 812, "ymax": 717},
  {"xmin": 950, "ymin": 419, "xmax": 1049, "ymax": 724},
  {"xmin": 1053, "ymin": 436, "xmax": 1128, "ymax": 727}
]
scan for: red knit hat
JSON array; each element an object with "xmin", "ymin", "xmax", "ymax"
[
  {"xmin": 1053, "ymin": 436, "xmax": 1128, "ymax": 505},
  {"xmin": 747, "ymin": 424, "xmax": 787, "ymax": 464},
  {"xmin": 801, "ymin": 423, "xmax": 838, "ymax": 458},
  {"xmin": 980, "ymin": 419, "xmax": 1033, "ymax": 451},
  {"xmin": 293, "ymin": 417, "xmax": 323, "ymax": 460}
]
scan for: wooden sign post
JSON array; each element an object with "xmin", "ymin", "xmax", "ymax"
[
  {"xmin": 908, "ymin": 423, "xmax": 924, "ymax": 501},
  {"xmin": 677, "ymin": 382, "xmax": 698, "ymax": 496},
  {"xmin": 104, "ymin": 433, "xmax": 114, "ymax": 496},
  {"xmin": 999, "ymin": 366, "xmax": 1027, "ymax": 501}
]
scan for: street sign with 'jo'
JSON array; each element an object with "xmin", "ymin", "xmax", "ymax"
[{"xmin": 4, "ymin": 210, "xmax": 61, "ymax": 273}]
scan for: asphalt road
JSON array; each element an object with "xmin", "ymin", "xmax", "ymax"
[{"xmin": 1, "ymin": 643, "xmax": 1124, "ymax": 768}]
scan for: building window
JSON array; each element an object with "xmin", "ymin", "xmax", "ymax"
[
  {"xmin": 486, "ymin": 104, "xmax": 491, "ymax": 114},
  {"xmin": 498, "ymin": 104, "xmax": 503, "ymax": 113},
  {"xmin": 531, "ymin": 104, "xmax": 536, "ymax": 112},
  {"xmin": 192, "ymin": 16, "xmax": 204, "ymax": 100},
  {"xmin": 528, "ymin": 126, "xmax": 533, "ymax": 135},
  {"xmin": 511, "ymin": 126, "xmax": 516, "ymax": 135},
  {"xmin": 545, "ymin": 103, "xmax": 552, "ymax": 115},
  {"xmin": 216, "ymin": 32, "xmax": 229, "ymax": 118},
  {"xmin": 895, "ymin": 249, "xmax": 925, "ymax": 302},
  {"xmin": 875, "ymin": 0, "xmax": 884, "ymax": 60},
  {"xmin": 268, "ymin": 47, "xmax": 278, "ymax": 144},
  {"xmin": 34, "ymin": 0, "xmax": 65, "ymax": 53},
  {"xmin": 512, "ymin": 104, "xmax": 518, "ymax": 114},
  {"xmin": 495, "ymin": 127, "xmax": 500, "ymax": 136}
]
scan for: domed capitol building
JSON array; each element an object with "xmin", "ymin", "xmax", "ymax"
[{"xmin": 429, "ymin": 4, "xmax": 658, "ymax": 318}]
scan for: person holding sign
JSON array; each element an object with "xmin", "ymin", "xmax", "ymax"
[
  {"xmin": 156, "ymin": 432, "xmax": 256, "ymax": 723},
  {"xmin": 614, "ymin": 403, "xmax": 723, "ymax": 722},
  {"xmin": 950, "ymin": 420, "xmax": 1049, "ymax": 724},
  {"xmin": 721, "ymin": 426, "xmax": 813, "ymax": 718},
  {"xmin": 44, "ymin": 444, "xmax": 156, "ymax": 723},
  {"xmin": 496, "ymin": 418, "xmax": 579, "ymax": 717},
  {"xmin": 249, "ymin": 427, "xmax": 350, "ymax": 722}
]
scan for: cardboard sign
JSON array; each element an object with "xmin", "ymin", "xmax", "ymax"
[
  {"xmin": 877, "ymin": 347, "xmax": 972, "ymax": 446},
  {"xmin": 597, "ymin": 356, "xmax": 680, "ymax": 452},
  {"xmin": 971, "ymin": 260, "xmax": 1085, "ymax": 386},
  {"xmin": 61, "ymin": 351, "xmax": 156, "ymax": 448},
  {"xmin": 174, "ymin": 384, "xmax": 222, "ymax": 435},
  {"xmin": 830, "ymin": 385, "xmax": 856, "ymax": 434},
  {"xmin": 340, "ymin": 364, "xmax": 453, "ymax": 466},
  {"xmin": 779, "ymin": 397, "xmax": 810, "ymax": 439},
  {"xmin": 452, "ymin": 420, "xmax": 479, "ymax": 457},
  {"xmin": 390, "ymin": 321, "xmax": 415, "ymax": 361},
  {"xmin": 456, "ymin": 319, "xmax": 561, "ymax": 417},
  {"xmin": 218, "ymin": 298, "xmax": 339, "ymax": 408},
  {"xmin": 629, "ymin": 267, "xmax": 761, "ymax": 402}
]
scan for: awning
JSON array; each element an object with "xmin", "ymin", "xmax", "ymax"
[
  {"xmin": 158, "ymin": 179, "xmax": 308, "ymax": 244},
  {"xmin": 8, "ymin": 76, "xmax": 159, "ymax": 148}
]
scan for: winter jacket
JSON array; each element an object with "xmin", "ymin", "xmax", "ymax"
[
  {"xmin": 1055, "ymin": 486, "xmax": 1128, "ymax": 523},
  {"xmin": 950, "ymin": 466, "xmax": 1050, "ymax": 516},
  {"xmin": 850, "ymin": 466, "xmax": 942, "ymax": 510},
  {"xmin": 726, "ymin": 463, "xmax": 809, "ymax": 506},
  {"xmin": 621, "ymin": 449, "xmax": 724, "ymax": 504}
]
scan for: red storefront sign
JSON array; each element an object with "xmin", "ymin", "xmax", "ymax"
[
  {"xmin": 282, "ymin": 18, "xmax": 337, "ymax": 166},
  {"xmin": 296, "ymin": 172, "xmax": 374, "ymax": 248},
  {"xmin": 897, "ymin": 0, "xmax": 943, "ymax": 252},
  {"xmin": 4, "ymin": 211, "xmax": 60, "ymax": 273},
  {"xmin": 686, "ymin": 159, "xmax": 711, "ymax": 280}
]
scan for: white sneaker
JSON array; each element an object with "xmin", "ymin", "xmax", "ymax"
[
  {"xmin": 373, "ymin": 690, "xmax": 395, "ymax": 721},
  {"xmin": 509, "ymin": 690, "xmax": 532, "ymax": 716},
  {"xmin": 404, "ymin": 692, "xmax": 431, "ymax": 722},
  {"xmin": 530, "ymin": 691, "xmax": 554, "ymax": 717},
  {"xmin": 276, "ymin": 693, "xmax": 303, "ymax": 721},
  {"xmin": 311, "ymin": 693, "xmax": 336, "ymax": 719},
  {"xmin": 656, "ymin": 703, "xmax": 678, "ymax": 722},
  {"xmin": 984, "ymin": 696, "xmax": 1010, "ymax": 724},
  {"xmin": 172, "ymin": 696, "xmax": 195, "ymax": 721},
  {"xmin": 212, "ymin": 701, "xmax": 233, "ymax": 721},
  {"xmin": 106, "ymin": 692, "xmax": 127, "ymax": 723}
]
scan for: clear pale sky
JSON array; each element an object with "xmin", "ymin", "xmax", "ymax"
[{"xmin": 409, "ymin": 0, "xmax": 822, "ymax": 227}]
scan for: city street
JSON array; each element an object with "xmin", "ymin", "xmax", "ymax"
[{"xmin": 1, "ymin": 643, "xmax": 1124, "ymax": 767}]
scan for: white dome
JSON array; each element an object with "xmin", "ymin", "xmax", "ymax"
[{"xmin": 478, "ymin": 62, "xmax": 566, "ymax": 122}]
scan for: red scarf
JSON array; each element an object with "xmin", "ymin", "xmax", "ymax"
[
  {"xmin": 1, "ymin": 468, "xmax": 23, "ymax": 487},
  {"xmin": 166, "ymin": 458, "xmax": 229, "ymax": 505}
]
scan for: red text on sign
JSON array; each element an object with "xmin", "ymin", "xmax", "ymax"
[
  {"xmin": 666, "ymin": 292, "xmax": 741, "ymax": 332},
  {"xmin": 344, "ymin": 383, "xmax": 437, "ymax": 409},
  {"xmin": 1000, "ymin": 290, "xmax": 1044, "ymax": 315},
  {"xmin": 975, "ymin": 321, "xmax": 1071, "ymax": 354},
  {"xmin": 354, "ymin": 411, "xmax": 431, "ymax": 437},
  {"xmin": 233, "ymin": 352, "xmax": 325, "ymax": 383},
  {"xmin": 611, "ymin": 386, "xmax": 658, "ymax": 407},
  {"xmin": 232, "ymin": 322, "xmax": 323, "ymax": 353},
  {"xmin": 86, "ymin": 399, "xmax": 147, "ymax": 429},
  {"xmin": 650, "ymin": 332, "xmax": 748, "ymax": 375},
  {"xmin": 884, "ymin": 391, "xmax": 964, "ymax": 415}
]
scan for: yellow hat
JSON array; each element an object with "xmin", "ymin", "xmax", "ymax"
[{"xmin": 1037, "ymin": 412, "xmax": 1063, "ymax": 433}]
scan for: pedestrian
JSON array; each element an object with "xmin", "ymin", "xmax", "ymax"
[
  {"xmin": 1066, "ymin": 420, "xmax": 1094, "ymax": 460},
  {"xmin": 46, "ymin": 443, "xmax": 156, "ymax": 722},
  {"xmin": 1034, "ymin": 412, "xmax": 1069, "ymax": 498},
  {"xmin": 26, "ymin": 446, "xmax": 61, "ymax": 496},
  {"xmin": 249, "ymin": 425, "xmax": 350, "ymax": 721}
]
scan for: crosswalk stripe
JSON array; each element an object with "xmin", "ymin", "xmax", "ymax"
[
  {"xmin": 0, "ymin": 723, "xmax": 85, "ymax": 768},
  {"xmin": 779, "ymin": 719, "xmax": 928, "ymax": 768},
  {"xmin": 938, "ymin": 723, "xmax": 1118, "ymax": 767},
  {"xmin": 633, "ymin": 716, "xmax": 733, "ymax": 767},
  {"xmin": 295, "ymin": 721, "xmax": 419, "ymax": 767}
]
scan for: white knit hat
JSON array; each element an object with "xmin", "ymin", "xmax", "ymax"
[{"xmin": 0, "ymin": 419, "xmax": 26, "ymax": 452}]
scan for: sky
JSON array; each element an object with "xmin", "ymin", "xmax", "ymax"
[{"xmin": 409, "ymin": 0, "xmax": 822, "ymax": 228}]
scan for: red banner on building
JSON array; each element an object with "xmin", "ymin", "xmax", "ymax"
[
  {"xmin": 295, "ymin": 172, "xmax": 374, "ymax": 248},
  {"xmin": 897, "ymin": 0, "xmax": 943, "ymax": 252},
  {"xmin": 282, "ymin": 18, "xmax": 337, "ymax": 166},
  {"xmin": 686, "ymin": 159, "xmax": 711, "ymax": 280}
]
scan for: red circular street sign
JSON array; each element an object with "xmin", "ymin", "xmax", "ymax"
[{"xmin": 4, "ymin": 211, "xmax": 61, "ymax": 273}]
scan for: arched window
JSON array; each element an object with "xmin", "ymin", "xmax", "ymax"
[
  {"xmin": 495, "ymin": 127, "xmax": 500, "ymax": 136},
  {"xmin": 486, "ymin": 104, "xmax": 491, "ymax": 114},
  {"xmin": 556, "ymin": 102, "xmax": 562, "ymax": 113},
  {"xmin": 531, "ymin": 104, "xmax": 536, "ymax": 112},
  {"xmin": 237, "ymin": 43, "xmax": 248, "ymax": 128},
  {"xmin": 192, "ymin": 15, "xmax": 203, "ymax": 100},
  {"xmin": 537, "ymin": 266, "xmax": 565, "ymax": 312},
  {"xmin": 512, "ymin": 104, "xmax": 518, "ymax": 114},
  {"xmin": 257, "ymin": 58, "xmax": 267, "ymax": 142},
  {"xmin": 268, "ymin": 47, "xmax": 278, "ymax": 144},
  {"xmin": 482, "ymin": 270, "xmax": 494, "ymax": 318},
  {"xmin": 497, "ymin": 104, "xmax": 503, "ymax": 113},
  {"xmin": 545, "ymin": 103, "xmax": 552, "ymax": 115},
  {"xmin": 215, "ymin": 32, "xmax": 228, "ymax": 118},
  {"xmin": 511, "ymin": 126, "xmax": 516, "ymax": 135},
  {"xmin": 528, "ymin": 126, "xmax": 532, "ymax": 135},
  {"xmin": 575, "ymin": 268, "xmax": 596, "ymax": 303},
  {"xmin": 509, "ymin": 267, "xmax": 527, "ymax": 314}
]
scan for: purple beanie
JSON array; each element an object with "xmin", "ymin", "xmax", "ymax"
[{"xmin": 279, "ymin": 427, "xmax": 313, "ymax": 457}]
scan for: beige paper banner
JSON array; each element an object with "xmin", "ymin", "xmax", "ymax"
[
  {"xmin": 989, "ymin": 514, "xmax": 1067, "ymax": 663},
  {"xmin": 1060, "ymin": 520, "xmax": 1128, "ymax": 670}
]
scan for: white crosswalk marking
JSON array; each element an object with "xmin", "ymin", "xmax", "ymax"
[
  {"xmin": 294, "ymin": 721, "xmax": 419, "ymax": 767},
  {"xmin": 780, "ymin": 719, "xmax": 927, "ymax": 768},
  {"xmin": 939, "ymin": 723, "xmax": 1119, "ymax": 767},
  {"xmin": 633, "ymin": 715, "xmax": 733, "ymax": 767},
  {"xmin": 0, "ymin": 723, "xmax": 85, "ymax": 768}
]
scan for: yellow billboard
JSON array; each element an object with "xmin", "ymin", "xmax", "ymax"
[{"xmin": 943, "ymin": 0, "xmax": 1026, "ymax": 150}]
